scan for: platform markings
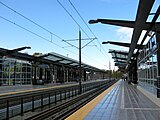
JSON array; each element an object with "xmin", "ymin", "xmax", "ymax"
[
  {"xmin": 0, "ymin": 84, "xmax": 76, "ymax": 97},
  {"xmin": 66, "ymin": 81, "xmax": 119, "ymax": 120},
  {"xmin": 120, "ymin": 81, "xmax": 125, "ymax": 109},
  {"xmin": 120, "ymin": 81, "xmax": 160, "ymax": 111},
  {"xmin": 122, "ymin": 108, "xmax": 160, "ymax": 110}
]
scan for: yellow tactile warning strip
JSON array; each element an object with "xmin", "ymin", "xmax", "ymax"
[
  {"xmin": 0, "ymin": 80, "xmax": 106, "ymax": 97},
  {"xmin": 66, "ymin": 81, "xmax": 119, "ymax": 120},
  {"xmin": 0, "ymin": 83, "xmax": 77, "ymax": 97}
]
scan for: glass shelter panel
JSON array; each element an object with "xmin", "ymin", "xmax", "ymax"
[
  {"xmin": 0, "ymin": 57, "xmax": 32, "ymax": 85},
  {"xmin": 137, "ymin": 33, "xmax": 158, "ymax": 95}
]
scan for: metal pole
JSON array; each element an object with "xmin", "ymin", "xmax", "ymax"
[
  {"xmin": 156, "ymin": 32, "xmax": 160, "ymax": 98},
  {"xmin": 79, "ymin": 30, "xmax": 82, "ymax": 94},
  {"xmin": 109, "ymin": 61, "xmax": 111, "ymax": 81}
]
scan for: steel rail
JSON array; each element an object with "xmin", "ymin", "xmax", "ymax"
[{"xmin": 25, "ymin": 81, "xmax": 116, "ymax": 120}]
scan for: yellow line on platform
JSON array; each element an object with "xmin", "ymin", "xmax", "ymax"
[
  {"xmin": 0, "ymin": 80, "xmax": 106, "ymax": 97},
  {"xmin": 65, "ymin": 81, "xmax": 118, "ymax": 120},
  {"xmin": 0, "ymin": 84, "xmax": 76, "ymax": 97}
]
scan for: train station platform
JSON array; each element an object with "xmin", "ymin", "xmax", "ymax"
[
  {"xmin": 0, "ymin": 82, "xmax": 75, "ymax": 96},
  {"xmin": 66, "ymin": 80, "xmax": 160, "ymax": 120},
  {"xmin": 0, "ymin": 80, "xmax": 105, "ymax": 97}
]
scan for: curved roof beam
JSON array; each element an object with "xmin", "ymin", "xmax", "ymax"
[
  {"xmin": 102, "ymin": 41, "xmax": 145, "ymax": 49},
  {"xmin": 89, "ymin": 0, "xmax": 155, "ymax": 64},
  {"xmin": 89, "ymin": 19, "xmax": 160, "ymax": 32},
  {"xmin": 127, "ymin": 0, "xmax": 154, "ymax": 62}
]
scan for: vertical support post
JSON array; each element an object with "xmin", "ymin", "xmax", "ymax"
[
  {"xmin": 54, "ymin": 65, "xmax": 57, "ymax": 83},
  {"xmin": 79, "ymin": 30, "xmax": 82, "ymax": 94},
  {"xmin": 60, "ymin": 91, "xmax": 62, "ymax": 101},
  {"xmin": 6, "ymin": 100, "xmax": 9, "ymax": 120},
  {"xmin": 156, "ymin": 32, "xmax": 160, "ymax": 98},
  {"xmin": 75, "ymin": 87, "xmax": 77, "ymax": 96},
  {"xmin": 21, "ymin": 97, "xmax": 23, "ymax": 115},
  {"xmin": 32, "ymin": 96, "xmax": 34, "ymax": 112},
  {"xmin": 55, "ymin": 91, "xmax": 57, "ymax": 104},
  {"xmin": 44, "ymin": 68, "xmax": 47, "ymax": 82},
  {"xmin": 69, "ymin": 89, "xmax": 70, "ymax": 98},
  {"xmin": 65, "ymin": 90, "xmax": 66, "ymax": 99},
  {"xmin": 33, "ymin": 66, "xmax": 37, "ymax": 85},
  {"xmin": 66, "ymin": 68, "xmax": 68, "ymax": 82},
  {"xmin": 13, "ymin": 61, "xmax": 16, "ymax": 85},
  {"xmin": 72, "ymin": 87, "xmax": 74, "ymax": 97},
  {"xmin": 39, "ymin": 68, "xmax": 43, "ymax": 80},
  {"xmin": 41, "ymin": 94, "xmax": 43, "ymax": 108},
  {"xmin": 63, "ymin": 68, "xmax": 65, "ymax": 83},
  {"xmin": 48, "ymin": 93, "xmax": 50, "ymax": 105},
  {"xmin": 109, "ymin": 61, "xmax": 111, "ymax": 81}
]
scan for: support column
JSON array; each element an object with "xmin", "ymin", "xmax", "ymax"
[
  {"xmin": 49, "ymin": 64, "xmax": 54, "ymax": 84},
  {"xmin": 44, "ymin": 68, "xmax": 47, "ymax": 82},
  {"xmin": 63, "ymin": 66, "xmax": 65, "ymax": 83},
  {"xmin": 13, "ymin": 61, "xmax": 16, "ymax": 85},
  {"xmin": 132, "ymin": 59, "xmax": 138, "ymax": 84},
  {"xmin": 156, "ymin": 32, "xmax": 160, "ymax": 98},
  {"xmin": 54, "ymin": 65, "xmax": 57, "ymax": 83},
  {"xmin": 39, "ymin": 68, "xmax": 43, "ymax": 80},
  {"xmin": 66, "ymin": 68, "xmax": 69, "ymax": 82},
  {"xmin": 0, "ymin": 58, "xmax": 2, "ymax": 86},
  {"xmin": 33, "ymin": 66, "xmax": 37, "ymax": 85},
  {"xmin": 84, "ymin": 70, "xmax": 86, "ymax": 81},
  {"xmin": 61, "ymin": 67, "xmax": 64, "ymax": 83},
  {"xmin": 71, "ymin": 68, "xmax": 73, "ymax": 82}
]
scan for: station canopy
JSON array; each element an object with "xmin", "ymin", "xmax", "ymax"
[
  {"xmin": 88, "ymin": 0, "xmax": 159, "ymax": 71},
  {"xmin": 0, "ymin": 47, "xmax": 102, "ymax": 72},
  {"xmin": 44, "ymin": 52, "xmax": 102, "ymax": 72},
  {"xmin": 109, "ymin": 49, "xmax": 127, "ymax": 66}
]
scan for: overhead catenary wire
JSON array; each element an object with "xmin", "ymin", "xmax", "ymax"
[
  {"xmin": 0, "ymin": 1, "xmax": 110, "ymax": 69},
  {"xmin": 0, "ymin": 15, "xmax": 78, "ymax": 56},
  {"xmin": 68, "ymin": 0, "xmax": 97, "ymax": 38},
  {"xmin": 58, "ymin": 0, "xmax": 111, "ymax": 62},
  {"xmin": 0, "ymin": 15, "xmax": 107, "ymax": 69},
  {"xmin": 0, "ymin": 1, "xmax": 78, "ymax": 56},
  {"xmin": 68, "ymin": 0, "xmax": 111, "ymax": 61},
  {"xmin": 57, "ymin": 0, "xmax": 96, "ymax": 42},
  {"xmin": 0, "ymin": 1, "xmax": 63, "ymax": 40},
  {"xmin": 82, "ymin": 52, "xmax": 110, "ymax": 69}
]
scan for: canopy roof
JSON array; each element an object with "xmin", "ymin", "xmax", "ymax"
[
  {"xmin": 109, "ymin": 49, "xmax": 127, "ymax": 66},
  {"xmin": 89, "ymin": 0, "xmax": 160, "ymax": 71},
  {"xmin": 0, "ymin": 47, "xmax": 102, "ymax": 72}
]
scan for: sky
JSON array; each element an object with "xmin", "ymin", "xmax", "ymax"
[{"xmin": 0, "ymin": 0, "xmax": 159, "ymax": 70}]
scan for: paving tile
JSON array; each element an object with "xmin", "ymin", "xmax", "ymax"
[{"xmin": 84, "ymin": 80, "xmax": 160, "ymax": 120}]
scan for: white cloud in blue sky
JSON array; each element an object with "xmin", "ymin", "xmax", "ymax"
[{"xmin": 116, "ymin": 27, "xmax": 133, "ymax": 43}]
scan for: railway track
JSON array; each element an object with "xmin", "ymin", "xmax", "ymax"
[{"xmin": 25, "ymin": 80, "xmax": 116, "ymax": 120}]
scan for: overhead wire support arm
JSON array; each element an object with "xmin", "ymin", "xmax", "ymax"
[
  {"xmin": 82, "ymin": 37, "xmax": 97, "ymax": 49},
  {"xmin": 63, "ymin": 37, "xmax": 97, "ymax": 41},
  {"xmin": 62, "ymin": 40, "xmax": 78, "ymax": 49}
]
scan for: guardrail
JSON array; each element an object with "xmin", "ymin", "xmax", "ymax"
[
  {"xmin": 25, "ymin": 80, "xmax": 116, "ymax": 120},
  {"xmin": 0, "ymin": 79, "xmax": 113, "ymax": 119}
]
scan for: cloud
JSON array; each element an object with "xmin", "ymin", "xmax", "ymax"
[
  {"xmin": 116, "ymin": 27, "xmax": 133, "ymax": 42},
  {"xmin": 116, "ymin": 27, "xmax": 150, "ymax": 45}
]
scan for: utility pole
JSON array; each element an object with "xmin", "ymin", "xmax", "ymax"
[
  {"xmin": 62, "ymin": 31, "xmax": 96, "ymax": 94},
  {"xmin": 79, "ymin": 30, "xmax": 82, "ymax": 94},
  {"xmin": 109, "ymin": 61, "xmax": 111, "ymax": 81}
]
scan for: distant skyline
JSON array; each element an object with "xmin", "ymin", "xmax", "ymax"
[{"xmin": 0, "ymin": 0, "xmax": 159, "ymax": 70}]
